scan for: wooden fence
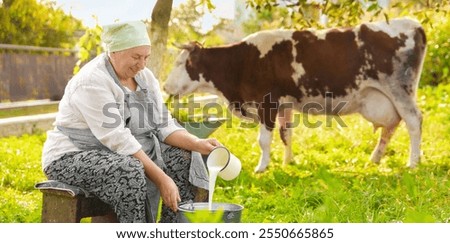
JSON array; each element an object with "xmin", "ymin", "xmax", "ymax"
[{"xmin": 0, "ymin": 44, "xmax": 78, "ymax": 102}]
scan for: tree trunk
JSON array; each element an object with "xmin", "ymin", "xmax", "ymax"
[{"xmin": 148, "ymin": 0, "xmax": 173, "ymax": 79}]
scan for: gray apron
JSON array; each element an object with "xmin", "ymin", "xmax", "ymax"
[{"xmin": 57, "ymin": 55, "xmax": 208, "ymax": 222}]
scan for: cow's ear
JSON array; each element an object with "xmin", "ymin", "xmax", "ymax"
[
  {"xmin": 173, "ymin": 42, "xmax": 200, "ymax": 52},
  {"xmin": 195, "ymin": 41, "xmax": 205, "ymax": 48},
  {"xmin": 172, "ymin": 42, "xmax": 192, "ymax": 51},
  {"xmin": 172, "ymin": 42, "xmax": 184, "ymax": 49}
]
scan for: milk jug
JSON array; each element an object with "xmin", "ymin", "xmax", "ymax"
[{"xmin": 206, "ymin": 146, "xmax": 241, "ymax": 181}]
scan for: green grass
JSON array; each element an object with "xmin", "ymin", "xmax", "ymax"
[
  {"xmin": 0, "ymin": 134, "xmax": 47, "ymax": 223},
  {"xmin": 0, "ymin": 104, "xmax": 59, "ymax": 119},
  {"xmin": 0, "ymin": 84, "xmax": 449, "ymax": 222}
]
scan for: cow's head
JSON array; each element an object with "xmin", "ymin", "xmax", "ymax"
[{"xmin": 164, "ymin": 42, "xmax": 215, "ymax": 96}]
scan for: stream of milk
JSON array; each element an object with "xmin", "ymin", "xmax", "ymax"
[{"xmin": 207, "ymin": 164, "xmax": 222, "ymax": 210}]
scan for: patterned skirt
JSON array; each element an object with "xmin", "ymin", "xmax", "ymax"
[{"xmin": 44, "ymin": 144, "xmax": 208, "ymax": 223}]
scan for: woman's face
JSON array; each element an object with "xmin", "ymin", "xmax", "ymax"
[{"xmin": 109, "ymin": 45, "xmax": 151, "ymax": 80}]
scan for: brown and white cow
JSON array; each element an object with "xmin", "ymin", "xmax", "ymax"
[{"xmin": 164, "ymin": 17, "xmax": 427, "ymax": 172}]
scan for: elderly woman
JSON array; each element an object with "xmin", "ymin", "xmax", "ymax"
[{"xmin": 41, "ymin": 20, "xmax": 219, "ymax": 223}]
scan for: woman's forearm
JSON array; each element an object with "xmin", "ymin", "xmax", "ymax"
[
  {"xmin": 133, "ymin": 149, "xmax": 166, "ymax": 185},
  {"xmin": 164, "ymin": 130, "xmax": 219, "ymax": 155}
]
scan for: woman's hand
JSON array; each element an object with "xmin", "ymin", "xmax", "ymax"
[
  {"xmin": 133, "ymin": 149, "xmax": 181, "ymax": 211},
  {"xmin": 194, "ymin": 137, "xmax": 222, "ymax": 155},
  {"xmin": 158, "ymin": 175, "xmax": 181, "ymax": 212}
]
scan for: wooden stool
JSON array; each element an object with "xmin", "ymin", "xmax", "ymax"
[{"xmin": 36, "ymin": 180, "xmax": 118, "ymax": 223}]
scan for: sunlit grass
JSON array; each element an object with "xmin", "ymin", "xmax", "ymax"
[
  {"xmin": 210, "ymin": 84, "xmax": 450, "ymax": 223},
  {"xmin": 0, "ymin": 85, "xmax": 449, "ymax": 222}
]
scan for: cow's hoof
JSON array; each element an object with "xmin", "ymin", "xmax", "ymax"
[
  {"xmin": 370, "ymin": 153, "xmax": 382, "ymax": 164},
  {"xmin": 254, "ymin": 165, "xmax": 267, "ymax": 173},
  {"xmin": 407, "ymin": 156, "xmax": 420, "ymax": 169},
  {"xmin": 283, "ymin": 154, "xmax": 294, "ymax": 167}
]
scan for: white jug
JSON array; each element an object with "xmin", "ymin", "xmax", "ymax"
[{"xmin": 206, "ymin": 146, "xmax": 241, "ymax": 181}]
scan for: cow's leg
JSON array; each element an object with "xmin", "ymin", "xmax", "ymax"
[
  {"xmin": 255, "ymin": 125, "xmax": 273, "ymax": 173},
  {"xmin": 370, "ymin": 124, "xmax": 399, "ymax": 163},
  {"xmin": 394, "ymin": 102, "xmax": 422, "ymax": 168},
  {"xmin": 384, "ymin": 82, "xmax": 422, "ymax": 167},
  {"xmin": 278, "ymin": 108, "xmax": 293, "ymax": 167}
]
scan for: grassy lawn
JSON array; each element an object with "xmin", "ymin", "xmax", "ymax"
[
  {"xmin": 0, "ymin": 84, "xmax": 449, "ymax": 223},
  {"xmin": 0, "ymin": 104, "xmax": 58, "ymax": 119}
]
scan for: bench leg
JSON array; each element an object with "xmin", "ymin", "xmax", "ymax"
[
  {"xmin": 41, "ymin": 192, "xmax": 81, "ymax": 223},
  {"xmin": 40, "ymin": 189, "xmax": 117, "ymax": 223}
]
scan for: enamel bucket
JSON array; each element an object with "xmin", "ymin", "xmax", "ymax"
[{"xmin": 177, "ymin": 202, "xmax": 244, "ymax": 223}]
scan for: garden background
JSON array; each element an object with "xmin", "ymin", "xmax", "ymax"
[{"xmin": 0, "ymin": 0, "xmax": 449, "ymax": 222}]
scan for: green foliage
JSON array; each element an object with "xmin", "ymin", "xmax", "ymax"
[
  {"xmin": 73, "ymin": 23, "xmax": 103, "ymax": 74},
  {"xmin": 168, "ymin": 0, "xmax": 226, "ymax": 46},
  {"xmin": 0, "ymin": 0, "xmax": 84, "ymax": 48},
  {"xmin": 245, "ymin": 0, "xmax": 450, "ymax": 31},
  {"xmin": 0, "ymin": 133, "xmax": 47, "ymax": 222},
  {"xmin": 245, "ymin": 0, "xmax": 380, "ymax": 30},
  {"xmin": 421, "ymin": 17, "xmax": 450, "ymax": 86}
]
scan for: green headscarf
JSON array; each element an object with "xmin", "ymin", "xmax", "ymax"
[{"xmin": 102, "ymin": 20, "xmax": 151, "ymax": 52}]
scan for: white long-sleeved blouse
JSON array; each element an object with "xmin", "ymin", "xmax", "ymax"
[{"xmin": 41, "ymin": 53, "xmax": 183, "ymax": 170}]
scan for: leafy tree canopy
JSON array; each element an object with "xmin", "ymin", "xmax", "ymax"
[
  {"xmin": 168, "ymin": 0, "xmax": 228, "ymax": 47},
  {"xmin": 244, "ymin": 0, "xmax": 450, "ymax": 32},
  {"xmin": 0, "ymin": 0, "xmax": 84, "ymax": 48}
]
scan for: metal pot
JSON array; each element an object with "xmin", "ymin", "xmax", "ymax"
[{"xmin": 177, "ymin": 202, "xmax": 244, "ymax": 223}]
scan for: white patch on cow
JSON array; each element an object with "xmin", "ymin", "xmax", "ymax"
[
  {"xmin": 194, "ymin": 73, "xmax": 224, "ymax": 95},
  {"xmin": 290, "ymin": 41, "xmax": 304, "ymax": 85},
  {"xmin": 198, "ymin": 73, "xmax": 208, "ymax": 83},
  {"xmin": 243, "ymin": 29, "xmax": 294, "ymax": 58},
  {"xmin": 164, "ymin": 50, "xmax": 192, "ymax": 95},
  {"xmin": 310, "ymin": 27, "xmax": 349, "ymax": 40},
  {"xmin": 397, "ymin": 31, "xmax": 416, "ymax": 55},
  {"xmin": 353, "ymin": 26, "xmax": 364, "ymax": 48},
  {"xmin": 311, "ymin": 28, "xmax": 329, "ymax": 40},
  {"xmin": 366, "ymin": 18, "xmax": 421, "ymax": 39},
  {"xmin": 291, "ymin": 62, "xmax": 305, "ymax": 86}
]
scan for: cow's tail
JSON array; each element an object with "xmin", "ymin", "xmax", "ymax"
[{"xmin": 413, "ymin": 25, "xmax": 427, "ymax": 95}]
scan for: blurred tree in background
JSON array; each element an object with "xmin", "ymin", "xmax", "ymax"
[
  {"xmin": 0, "ymin": 0, "xmax": 84, "ymax": 48},
  {"xmin": 168, "ymin": 0, "xmax": 228, "ymax": 46},
  {"xmin": 160, "ymin": 0, "xmax": 228, "ymax": 80},
  {"xmin": 148, "ymin": 0, "xmax": 173, "ymax": 78}
]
